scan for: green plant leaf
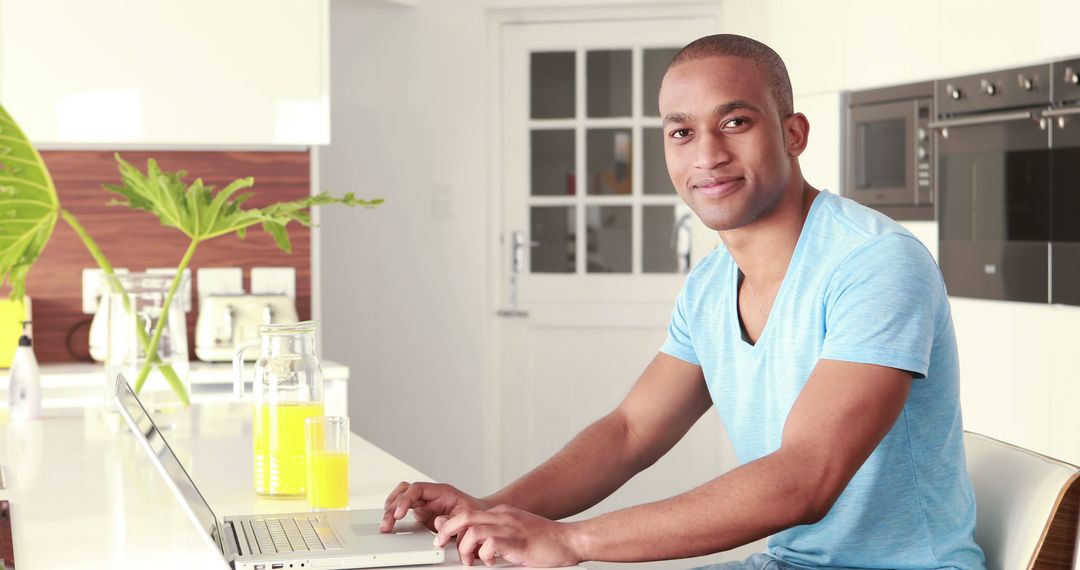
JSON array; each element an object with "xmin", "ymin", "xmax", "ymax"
[
  {"xmin": 0, "ymin": 104, "xmax": 61, "ymax": 300},
  {"xmin": 104, "ymin": 154, "xmax": 382, "ymax": 250}
]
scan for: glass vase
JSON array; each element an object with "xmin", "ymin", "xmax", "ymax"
[{"xmin": 104, "ymin": 272, "xmax": 191, "ymax": 416}]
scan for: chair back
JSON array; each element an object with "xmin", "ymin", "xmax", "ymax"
[{"xmin": 964, "ymin": 432, "xmax": 1080, "ymax": 570}]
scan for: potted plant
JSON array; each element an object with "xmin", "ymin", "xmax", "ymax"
[{"xmin": 0, "ymin": 103, "xmax": 381, "ymax": 406}]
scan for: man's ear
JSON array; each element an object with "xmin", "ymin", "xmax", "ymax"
[{"xmin": 783, "ymin": 112, "xmax": 810, "ymax": 158}]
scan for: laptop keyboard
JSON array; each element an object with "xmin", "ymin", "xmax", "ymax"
[{"xmin": 244, "ymin": 516, "xmax": 343, "ymax": 554}]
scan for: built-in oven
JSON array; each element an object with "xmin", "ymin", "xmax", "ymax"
[
  {"xmin": 1049, "ymin": 58, "xmax": 1080, "ymax": 305},
  {"xmin": 845, "ymin": 81, "xmax": 934, "ymax": 220},
  {"xmin": 932, "ymin": 64, "xmax": 1052, "ymax": 303}
]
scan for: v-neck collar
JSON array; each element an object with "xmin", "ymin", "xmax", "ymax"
[{"xmin": 730, "ymin": 191, "xmax": 827, "ymax": 353}]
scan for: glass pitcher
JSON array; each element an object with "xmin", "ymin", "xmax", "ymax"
[
  {"xmin": 104, "ymin": 272, "xmax": 191, "ymax": 414},
  {"xmin": 233, "ymin": 321, "xmax": 324, "ymax": 497}
]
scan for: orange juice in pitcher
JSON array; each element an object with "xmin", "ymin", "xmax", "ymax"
[
  {"xmin": 253, "ymin": 401, "xmax": 324, "ymax": 495},
  {"xmin": 235, "ymin": 322, "xmax": 324, "ymax": 496}
]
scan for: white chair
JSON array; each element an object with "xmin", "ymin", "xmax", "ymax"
[{"xmin": 964, "ymin": 431, "xmax": 1080, "ymax": 570}]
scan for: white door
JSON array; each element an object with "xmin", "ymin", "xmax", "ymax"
[{"xmin": 492, "ymin": 17, "xmax": 760, "ymax": 566}]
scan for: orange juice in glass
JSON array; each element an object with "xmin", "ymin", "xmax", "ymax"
[{"xmin": 306, "ymin": 416, "xmax": 350, "ymax": 510}]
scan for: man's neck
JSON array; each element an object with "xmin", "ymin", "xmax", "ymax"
[{"xmin": 719, "ymin": 181, "xmax": 819, "ymax": 288}]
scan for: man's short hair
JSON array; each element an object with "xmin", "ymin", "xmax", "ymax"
[{"xmin": 668, "ymin": 34, "xmax": 794, "ymax": 118}]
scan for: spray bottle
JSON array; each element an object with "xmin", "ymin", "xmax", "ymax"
[{"xmin": 9, "ymin": 320, "xmax": 40, "ymax": 420}]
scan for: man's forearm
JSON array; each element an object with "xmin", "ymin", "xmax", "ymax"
[
  {"xmin": 483, "ymin": 411, "xmax": 650, "ymax": 520},
  {"xmin": 565, "ymin": 447, "xmax": 823, "ymax": 563}
]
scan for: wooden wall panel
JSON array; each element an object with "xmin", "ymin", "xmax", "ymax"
[{"xmin": 26, "ymin": 150, "xmax": 311, "ymax": 363}]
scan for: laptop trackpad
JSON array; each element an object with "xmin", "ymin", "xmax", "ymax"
[{"xmin": 350, "ymin": 523, "xmax": 418, "ymax": 537}]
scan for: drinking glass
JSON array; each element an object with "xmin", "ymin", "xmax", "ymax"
[{"xmin": 305, "ymin": 416, "xmax": 350, "ymax": 510}]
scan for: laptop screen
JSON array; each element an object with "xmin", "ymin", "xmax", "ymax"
[{"xmin": 112, "ymin": 374, "xmax": 224, "ymax": 554}]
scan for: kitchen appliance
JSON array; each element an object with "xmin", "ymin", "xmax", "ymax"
[
  {"xmin": 932, "ymin": 64, "xmax": 1052, "ymax": 303},
  {"xmin": 1049, "ymin": 58, "xmax": 1080, "ymax": 305},
  {"xmin": 233, "ymin": 321, "xmax": 323, "ymax": 497},
  {"xmin": 845, "ymin": 81, "xmax": 935, "ymax": 220},
  {"xmin": 195, "ymin": 294, "xmax": 298, "ymax": 362}
]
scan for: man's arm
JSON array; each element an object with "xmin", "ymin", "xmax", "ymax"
[
  {"xmin": 382, "ymin": 352, "xmax": 710, "ymax": 531},
  {"xmin": 484, "ymin": 352, "xmax": 712, "ymax": 520},
  {"xmin": 435, "ymin": 359, "xmax": 912, "ymax": 566}
]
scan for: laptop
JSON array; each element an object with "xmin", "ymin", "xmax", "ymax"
[{"xmin": 112, "ymin": 374, "xmax": 445, "ymax": 570}]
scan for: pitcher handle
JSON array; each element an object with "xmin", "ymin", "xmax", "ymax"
[{"xmin": 233, "ymin": 340, "xmax": 260, "ymax": 399}]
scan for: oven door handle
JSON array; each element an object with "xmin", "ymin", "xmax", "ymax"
[
  {"xmin": 928, "ymin": 110, "xmax": 1037, "ymax": 130},
  {"xmin": 1041, "ymin": 107, "xmax": 1080, "ymax": 118}
]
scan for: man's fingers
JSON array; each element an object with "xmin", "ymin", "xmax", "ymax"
[
  {"xmin": 457, "ymin": 525, "xmax": 498, "ymax": 567},
  {"xmin": 413, "ymin": 505, "xmax": 432, "ymax": 522},
  {"xmin": 477, "ymin": 536, "xmax": 500, "ymax": 567},
  {"xmin": 383, "ymin": 481, "xmax": 410, "ymax": 509},
  {"xmin": 379, "ymin": 509, "xmax": 397, "ymax": 533},
  {"xmin": 435, "ymin": 511, "xmax": 501, "ymax": 547}
]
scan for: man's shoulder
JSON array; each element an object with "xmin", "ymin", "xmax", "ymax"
[
  {"xmin": 809, "ymin": 191, "xmax": 933, "ymax": 267},
  {"xmin": 816, "ymin": 191, "xmax": 918, "ymax": 242}
]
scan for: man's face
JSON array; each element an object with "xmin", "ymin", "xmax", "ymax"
[{"xmin": 658, "ymin": 56, "xmax": 796, "ymax": 231}]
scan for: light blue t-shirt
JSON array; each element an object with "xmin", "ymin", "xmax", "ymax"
[{"xmin": 660, "ymin": 191, "xmax": 985, "ymax": 569}]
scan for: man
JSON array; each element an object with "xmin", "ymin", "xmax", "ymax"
[{"xmin": 381, "ymin": 34, "xmax": 985, "ymax": 570}]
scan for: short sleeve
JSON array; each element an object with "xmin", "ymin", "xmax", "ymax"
[
  {"xmin": 660, "ymin": 283, "xmax": 701, "ymax": 366},
  {"xmin": 819, "ymin": 234, "xmax": 945, "ymax": 379}
]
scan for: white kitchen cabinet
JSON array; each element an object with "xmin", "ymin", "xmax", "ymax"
[
  {"xmin": 763, "ymin": 0, "xmax": 845, "ymax": 96},
  {"xmin": 934, "ymin": 0, "xmax": 1046, "ymax": 78},
  {"xmin": 841, "ymin": 0, "xmax": 940, "ymax": 90},
  {"xmin": 1037, "ymin": 0, "xmax": 1080, "ymax": 61},
  {"xmin": 0, "ymin": 0, "xmax": 328, "ymax": 145}
]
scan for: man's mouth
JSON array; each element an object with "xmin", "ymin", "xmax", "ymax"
[{"xmin": 690, "ymin": 176, "xmax": 744, "ymax": 198}]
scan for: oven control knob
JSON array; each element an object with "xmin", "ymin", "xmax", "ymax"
[
  {"xmin": 917, "ymin": 146, "xmax": 928, "ymax": 160},
  {"xmin": 1018, "ymin": 74, "xmax": 1034, "ymax": 91},
  {"xmin": 981, "ymin": 79, "xmax": 997, "ymax": 96},
  {"xmin": 1067, "ymin": 67, "xmax": 1079, "ymax": 86},
  {"xmin": 917, "ymin": 128, "xmax": 927, "ymax": 141},
  {"xmin": 947, "ymin": 84, "xmax": 962, "ymax": 100}
]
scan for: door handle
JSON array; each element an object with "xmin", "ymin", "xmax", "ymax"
[
  {"xmin": 928, "ymin": 110, "xmax": 1036, "ymax": 130},
  {"xmin": 497, "ymin": 230, "xmax": 532, "ymax": 318}
]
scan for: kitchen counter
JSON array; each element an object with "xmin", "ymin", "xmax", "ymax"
[
  {"xmin": 0, "ymin": 403, "xmax": 564, "ymax": 569},
  {"xmin": 0, "ymin": 360, "xmax": 351, "ymax": 417}
]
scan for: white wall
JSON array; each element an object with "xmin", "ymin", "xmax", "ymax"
[
  {"xmin": 320, "ymin": 0, "xmax": 1080, "ymax": 504},
  {"xmin": 319, "ymin": 0, "xmax": 491, "ymax": 493}
]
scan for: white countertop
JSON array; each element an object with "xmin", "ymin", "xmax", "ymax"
[
  {"xmin": 0, "ymin": 360, "xmax": 351, "ymax": 410},
  {"xmin": 0, "ymin": 403, "xmax": 538, "ymax": 569}
]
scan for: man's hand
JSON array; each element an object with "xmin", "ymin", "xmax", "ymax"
[
  {"xmin": 434, "ymin": 505, "xmax": 582, "ymax": 567},
  {"xmin": 381, "ymin": 482, "xmax": 489, "ymax": 533}
]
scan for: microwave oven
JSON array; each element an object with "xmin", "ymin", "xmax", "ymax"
[{"xmin": 844, "ymin": 81, "xmax": 935, "ymax": 220}]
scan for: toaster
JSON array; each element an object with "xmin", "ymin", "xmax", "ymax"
[{"xmin": 195, "ymin": 294, "xmax": 299, "ymax": 361}]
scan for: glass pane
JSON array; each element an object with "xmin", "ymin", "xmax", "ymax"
[
  {"xmin": 587, "ymin": 129, "xmax": 632, "ymax": 196},
  {"xmin": 531, "ymin": 52, "xmax": 575, "ymax": 119},
  {"xmin": 643, "ymin": 48, "xmax": 680, "ymax": 117},
  {"xmin": 586, "ymin": 50, "xmax": 631, "ymax": 118},
  {"xmin": 855, "ymin": 120, "xmax": 906, "ymax": 189},
  {"xmin": 643, "ymin": 206, "xmax": 681, "ymax": 273},
  {"xmin": 586, "ymin": 206, "xmax": 631, "ymax": 273},
  {"xmin": 643, "ymin": 127, "xmax": 673, "ymax": 195},
  {"xmin": 531, "ymin": 130, "xmax": 575, "ymax": 196},
  {"xmin": 531, "ymin": 207, "xmax": 576, "ymax": 273}
]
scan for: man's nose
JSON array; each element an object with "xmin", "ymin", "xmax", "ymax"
[{"xmin": 692, "ymin": 131, "xmax": 731, "ymax": 170}]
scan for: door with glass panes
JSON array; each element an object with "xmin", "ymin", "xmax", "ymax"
[{"xmin": 495, "ymin": 17, "xmax": 738, "ymax": 525}]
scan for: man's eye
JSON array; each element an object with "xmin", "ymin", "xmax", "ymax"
[
  {"xmin": 670, "ymin": 128, "xmax": 691, "ymax": 139},
  {"xmin": 723, "ymin": 118, "xmax": 748, "ymax": 129}
]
